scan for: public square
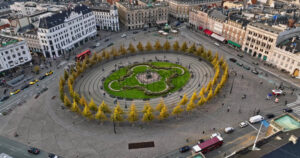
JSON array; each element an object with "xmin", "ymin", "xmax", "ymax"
[{"xmin": 0, "ymin": 26, "xmax": 299, "ymax": 158}]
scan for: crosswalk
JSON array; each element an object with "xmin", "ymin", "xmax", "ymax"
[{"xmin": 286, "ymin": 94, "xmax": 300, "ymax": 116}]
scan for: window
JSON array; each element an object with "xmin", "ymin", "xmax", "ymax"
[
  {"xmin": 278, "ymin": 54, "xmax": 281, "ymax": 58},
  {"xmin": 269, "ymin": 38, "xmax": 273, "ymax": 42},
  {"xmin": 22, "ymin": 51, "xmax": 26, "ymax": 54},
  {"xmin": 12, "ymin": 54, "xmax": 16, "ymax": 58},
  {"xmin": 282, "ymin": 56, "xmax": 285, "ymax": 60},
  {"xmin": 249, "ymin": 31, "xmax": 252, "ymax": 35},
  {"xmin": 265, "ymin": 51, "xmax": 268, "ymax": 54}
]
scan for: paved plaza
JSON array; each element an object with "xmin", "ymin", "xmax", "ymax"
[{"xmin": 0, "ymin": 27, "xmax": 299, "ymax": 158}]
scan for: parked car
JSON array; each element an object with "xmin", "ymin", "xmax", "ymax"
[
  {"xmin": 237, "ymin": 54, "xmax": 244, "ymax": 58},
  {"xmin": 21, "ymin": 84, "xmax": 30, "ymax": 90},
  {"xmin": 224, "ymin": 127, "xmax": 234, "ymax": 134},
  {"xmin": 40, "ymin": 87, "xmax": 48, "ymax": 93},
  {"xmin": 251, "ymin": 70, "xmax": 259, "ymax": 75},
  {"xmin": 239, "ymin": 121, "xmax": 248, "ymax": 128},
  {"xmin": 0, "ymin": 96, "xmax": 9, "ymax": 102},
  {"xmin": 133, "ymin": 31, "xmax": 139, "ymax": 34},
  {"xmin": 198, "ymin": 139, "xmax": 205, "ymax": 144},
  {"xmin": 214, "ymin": 42, "xmax": 220, "ymax": 47},
  {"xmin": 29, "ymin": 79, "xmax": 39, "ymax": 85},
  {"xmin": 229, "ymin": 58, "xmax": 237, "ymax": 63},
  {"xmin": 10, "ymin": 89, "xmax": 20, "ymax": 96},
  {"xmin": 266, "ymin": 113, "xmax": 275, "ymax": 119},
  {"xmin": 179, "ymin": 145, "xmax": 190, "ymax": 153},
  {"xmin": 95, "ymin": 42, "xmax": 100, "ymax": 47},
  {"xmin": 39, "ymin": 75, "xmax": 47, "ymax": 80},
  {"xmin": 243, "ymin": 65, "xmax": 251, "ymax": 70},
  {"xmin": 104, "ymin": 39, "xmax": 109, "ymax": 42},
  {"xmin": 283, "ymin": 108, "xmax": 293, "ymax": 113},
  {"xmin": 249, "ymin": 115, "xmax": 264, "ymax": 124},
  {"xmin": 28, "ymin": 147, "xmax": 40, "ymax": 155},
  {"xmin": 121, "ymin": 34, "xmax": 127, "ymax": 38},
  {"xmin": 236, "ymin": 62, "xmax": 243, "ymax": 67}
]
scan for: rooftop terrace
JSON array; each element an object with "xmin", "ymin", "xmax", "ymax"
[{"xmin": 0, "ymin": 36, "xmax": 19, "ymax": 48}]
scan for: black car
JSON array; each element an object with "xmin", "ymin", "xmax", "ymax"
[
  {"xmin": 283, "ymin": 108, "xmax": 293, "ymax": 113},
  {"xmin": 28, "ymin": 147, "xmax": 40, "ymax": 155},
  {"xmin": 266, "ymin": 113, "xmax": 275, "ymax": 119},
  {"xmin": 229, "ymin": 58, "xmax": 237, "ymax": 63},
  {"xmin": 0, "ymin": 96, "xmax": 9, "ymax": 102},
  {"xmin": 39, "ymin": 75, "xmax": 47, "ymax": 80},
  {"xmin": 243, "ymin": 65, "xmax": 250, "ymax": 70},
  {"xmin": 133, "ymin": 31, "xmax": 139, "ymax": 34},
  {"xmin": 107, "ymin": 43, "xmax": 114, "ymax": 47},
  {"xmin": 179, "ymin": 146, "xmax": 190, "ymax": 153},
  {"xmin": 251, "ymin": 70, "xmax": 259, "ymax": 75},
  {"xmin": 237, "ymin": 54, "xmax": 244, "ymax": 58},
  {"xmin": 40, "ymin": 87, "xmax": 48, "ymax": 93},
  {"xmin": 104, "ymin": 39, "xmax": 109, "ymax": 42},
  {"xmin": 21, "ymin": 84, "xmax": 30, "ymax": 90}
]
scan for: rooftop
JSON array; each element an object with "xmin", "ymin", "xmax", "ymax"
[
  {"xmin": 39, "ymin": 4, "xmax": 91, "ymax": 29},
  {"xmin": 91, "ymin": 3, "xmax": 116, "ymax": 12},
  {"xmin": 277, "ymin": 35, "xmax": 300, "ymax": 54},
  {"xmin": 117, "ymin": 2, "xmax": 168, "ymax": 10},
  {"xmin": 0, "ymin": 36, "xmax": 19, "ymax": 48},
  {"xmin": 208, "ymin": 9, "xmax": 227, "ymax": 22},
  {"xmin": 228, "ymin": 14, "xmax": 250, "ymax": 27},
  {"xmin": 168, "ymin": 0, "xmax": 221, "ymax": 4},
  {"xmin": 249, "ymin": 23, "xmax": 282, "ymax": 34},
  {"xmin": 238, "ymin": 128, "xmax": 300, "ymax": 158}
]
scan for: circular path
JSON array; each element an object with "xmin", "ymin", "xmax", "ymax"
[{"xmin": 74, "ymin": 52, "xmax": 214, "ymax": 111}]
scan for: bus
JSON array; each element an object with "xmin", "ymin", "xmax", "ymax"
[
  {"xmin": 192, "ymin": 136, "xmax": 223, "ymax": 154},
  {"xmin": 75, "ymin": 49, "xmax": 91, "ymax": 62}
]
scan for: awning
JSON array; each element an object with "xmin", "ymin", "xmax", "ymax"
[
  {"xmin": 211, "ymin": 33, "xmax": 225, "ymax": 42},
  {"xmin": 228, "ymin": 40, "xmax": 241, "ymax": 48},
  {"xmin": 204, "ymin": 29, "xmax": 213, "ymax": 36},
  {"xmin": 198, "ymin": 26, "xmax": 203, "ymax": 30}
]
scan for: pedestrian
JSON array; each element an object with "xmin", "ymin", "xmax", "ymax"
[
  {"xmin": 241, "ymin": 75, "xmax": 244, "ymax": 79},
  {"xmin": 222, "ymin": 103, "xmax": 224, "ymax": 107},
  {"xmin": 202, "ymin": 131, "xmax": 205, "ymax": 134},
  {"xmin": 213, "ymin": 128, "xmax": 215, "ymax": 131},
  {"xmin": 285, "ymin": 100, "xmax": 288, "ymax": 105}
]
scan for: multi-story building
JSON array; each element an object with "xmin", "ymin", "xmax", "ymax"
[
  {"xmin": 37, "ymin": 4, "xmax": 96, "ymax": 58},
  {"xmin": 189, "ymin": 7, "xmax": 209, "ymax": 30},
  {"xmin": 270, "ymin": 36, "xmax": 300, "ymax": 77},
  {"xmin": 0, "ymin": 35, "xmax": 32, "ymax": 72},
  {"xmin": 10, "ymin": 2, "xmax": 46, "ymax": 16},
  {"xmin": 16, "ymin": 31, "xmax": 42, "ymax": 53},
  {"xmin": 92, "ymin": 3, "xmax": 119, "ymax": 31},
  {"xmin": 162, "ymin": 0, "xmax": 222, "ymax": 20},
  {"xmin": 223, "ymin": 14, "xmax": 249, "ymax": 48},
  {"xmin": 242, "ymin": 23, "xmax": 281, "ymax": 61},
  {"xmin": 116, "ymin": 1, "xmax": 168, "ymax": 30},
  {"xmin": 207, "ymin": 9, "xmax": 227, "ymax": 35}
]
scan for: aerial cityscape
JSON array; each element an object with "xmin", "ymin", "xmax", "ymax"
[{"xmin": 0, "ymin": 0, "xmax": 300, "ymax": 158}]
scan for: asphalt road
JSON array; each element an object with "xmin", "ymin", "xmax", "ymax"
[{"xmin": 0, "ymin": 135, "xmax": 48, "ymax": 158}]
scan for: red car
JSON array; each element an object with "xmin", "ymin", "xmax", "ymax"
[{"xmin": 28, "ymin": 147, "xmax": 40, "ymax": 155}]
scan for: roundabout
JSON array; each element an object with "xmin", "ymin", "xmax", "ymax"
[
  {"xmin": 104, "ymin": 61, "xmax": 190, "ymax": 99},
  {"xmin": 73, "ymin": 52, "xmax": 215, "ymax": 111}
]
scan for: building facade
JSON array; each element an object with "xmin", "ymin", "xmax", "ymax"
[
  {"xmin": 270, "ymin": 36, "xmax": 300, "ymax": 77},
  {"xmin": 242, "ymin": 23, "xmax": 281, "ymax": 61},
  {"xmin": 10, "ymin": 2, "xmax": 46, "ymax": 16},
  {"xmin": 38, "ymin": 4, "xmax": 97, "ymax": 58},
  {"xmin": 0, "ymin": 36, "xmax": 32, "ymax": 72},
  {"xmin": 92, "ymin": 3, "xmax": 119, "ymax": 31},
  {"xmin": 116, "ymin": 1, "xmax": 168, "ymax": 30},
  {"xmin": 207, "ymin": 9, "xmax": 227, "ymax": 35},
  {"xmin": 222, "ymin": 15, "xmax": 249, "ymax": 48},
  {"xmin": 163, "ymin": 0, "xmax": 222, "ymax": 20},
  {"xmin": 16, "ymin": 31, "xmax": 42, "ymax": 53},
  {"xmin": 189, "ymin": 8, "xmax": 209, "ymax": 30}
]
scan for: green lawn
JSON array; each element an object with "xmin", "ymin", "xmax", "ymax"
[{"xmin": 103, "ymin": 62, "xmax": 190, "ymax": 99}]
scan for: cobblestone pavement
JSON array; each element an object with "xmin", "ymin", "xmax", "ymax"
[
  {"xmin": 0, "ymin": 28, "xmax": 298, "ymax": 158},
  {"xmin": 74, "ymin": 52, "xmax": 214, "ymax": 111}
]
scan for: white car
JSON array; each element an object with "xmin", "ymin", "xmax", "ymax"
[
  {"xmin": 239, "ymin": 121, "xmax": 248, "ymax": 128},
  {"xmin": 224, "ymin": 127, "xmax": 234, "ymax": 134},
  {"xmin": 210, "ymin": 132, "xmax": 221, "ymax": 139},
  {"xmin": 121, "ymin": 34, "xmax": 127, "ymax": 38},
  {"xmin": 214, "ymin": 42, "xmax": 220, "ymax": 47},
  {"xmin": 96, "ymin": 42, "xmax": 100, "ymax": 47}
]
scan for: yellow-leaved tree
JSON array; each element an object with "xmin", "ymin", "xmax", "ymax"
[
  {"xmin": 82, "ymin": 104, "xmax": 92, "ymax": 119},
  {"xmin": 190, "ymin": 91, "xmax": 198, "ymax": 102},
  {"xmin": 64, "ymin": 95, "xmax": 71, "ymax": 107},
  {"xmin": 71, "ymin": 99, "xmax": 80, "ymax": 113},
  {"xmin": 111, "ymin": 103, "xmax": 124, "ymax": 122},
  {"xmin": 163, "ymin": 40, "xmax": 171, "ymax": 51},
  {"xmin": 99, "ymin": 100, "xmax": 111, "ymax": 113},
  {"xmin": 127, "ymin": 102, "xmax": 139, "ymax": 124},
  {"xmin": 142, "ymin": 102, "xmax": 153, "ymax": 113},
  {"xmin": 178, "ymin": 93, "xmax": 189, "ymax": 105},
  {"xmin": 173, "ymin": 41, "xmax": 179, "ymax": 51},
  {"xmin": 136, "ymin": 42, "xmax": 144, "ymax": 52},
  {"xmin": 95, "ymin": 107, "xmax": 107, "ymax": 123},
  {"xmin": 154, "ymin": 40, "xmax": 162, "ymax": 50},
  {"xmin": 128, "ymin": 42, "xmax": 136, "ymax": 53},
  {"xmin": 172, "ymin": 105, "xmax": 183, "ymax": 118},
  {"xmin": 155, "ymin": 98, "xmax": 165, "ymax": 111},
  {"xmin": 142, "ymin": 108, "xmax": 155, "ymax": 122},
  {"xmin": 88, "ymin": 98, "xmax": 98, "ymax": 111},
  {"xmin": 158, "ymin": 105, "xmax": 169, "ymax": 120},
  {"xmin": 145, "ymin": 41, "xmax": 153, "ymax": 51},
  {"xmin": 180, "ymin": 42, "xmax": 188, "ymax": 52}
]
